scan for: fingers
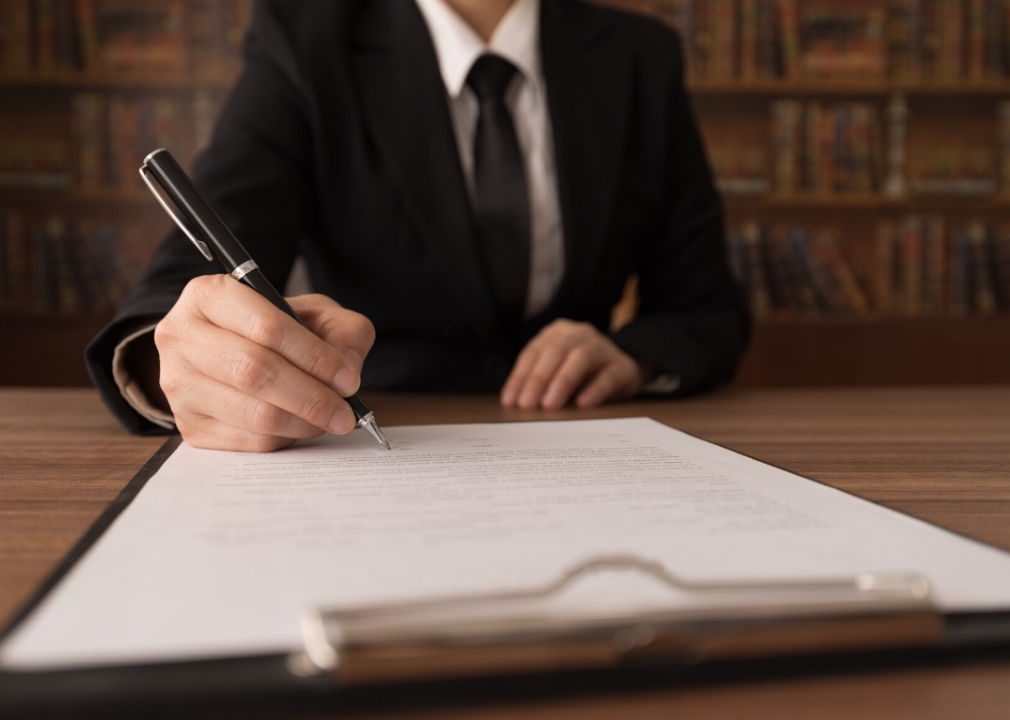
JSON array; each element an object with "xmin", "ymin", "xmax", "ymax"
[
  {"xmin": 178, "ymin": 413, "xmax": 299, "ymax": 454},
  {"xmin": 172, "ymin": 370, "xmax": 327, "ymax": 442},
  {"xmin": 161, "ymin": 312, "xmax": 357, "ymax": 436},
  {"xmin": 188, "ymin": 277, "xmax": 367, "ymax": 398},
  {"xmin": 155, "ymin": 275, "xmax": 377, "ymax": 453},
  {"xmin": 575, "ymin": 356, "xmax": 640, "ymax": 408},
  {"xmin": 500, "ymin": 320, "xmax": 645, "ymax": 410}
]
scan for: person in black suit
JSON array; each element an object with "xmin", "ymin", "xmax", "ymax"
[{"xmin": 85, "ymin": 0, "xmax": 750, "ymax": 452}]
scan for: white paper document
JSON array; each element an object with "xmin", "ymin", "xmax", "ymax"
[{"xmin": 4, "ymin": 417, "xmax": 1010, "ymax": 670}]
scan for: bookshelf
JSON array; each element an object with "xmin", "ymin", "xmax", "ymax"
[
  {"xmin": 605, "ymin": 0, "xmax": 1010, "ymax": 388},
  {"xmin": 2, "ymin": 0, "xmax": 1010, "ymax": 388},
  {"xmin": 0, "ymin": 0, "xmax": 250, "ymax": 385}
]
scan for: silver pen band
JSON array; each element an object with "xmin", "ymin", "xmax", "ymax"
[{"xmin": 231, "ymin": 260, "xmax": 259, "ymax": 282}]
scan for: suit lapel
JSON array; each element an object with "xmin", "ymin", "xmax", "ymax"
[
  {"xmin": 539, "ymin": 0, "xmax": 631, "ymax": 320},
  {"xmin": 350, "ymin": 0, "xmax": 501, "ymax": 342}
]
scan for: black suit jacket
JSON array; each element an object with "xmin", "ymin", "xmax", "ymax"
[{"xmin": 86, "ymin": 0, "xmax": 750, "ymax": 435}]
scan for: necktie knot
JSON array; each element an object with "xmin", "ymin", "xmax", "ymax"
[{"xmin": 467, "ymin": 54, "xmax": 518, "ymax": 103}]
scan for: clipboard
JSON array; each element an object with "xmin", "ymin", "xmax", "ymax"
[{"xmin": 3, "ymin": 434, "xmax": 1010, "ymax": 717}]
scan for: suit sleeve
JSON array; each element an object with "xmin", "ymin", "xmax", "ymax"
[
  {"xmin": 610, "ymin": 31, "xmax": 751, "ymax": 396},
  {"xmin": 85, "ymin": 0, "xmax": 316, "ymax": 434}
]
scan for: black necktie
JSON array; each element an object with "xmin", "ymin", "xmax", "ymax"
[{"xmin": 467, "ymin": 54, "xmax": 530, "ymax": 330}]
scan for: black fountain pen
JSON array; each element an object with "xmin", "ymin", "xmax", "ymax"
[{"xmin": 140, "ymin": 148, "xmax": 390, "ymax": 450}]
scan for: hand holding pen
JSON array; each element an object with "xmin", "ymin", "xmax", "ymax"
[{"xmin": 140, "ymin": 149, "xmax": 389, "ymax": 453}]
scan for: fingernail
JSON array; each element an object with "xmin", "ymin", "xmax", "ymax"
[
  {"xmin": 329, "ymin": 406, "xmax": 356, "ymax": 435},
  {"xmin": 333, "ymin": 366, "xmax": 360, "ymax": 396},
  {"xmin": 345, "ymin": 349, "xmax": 364, "ymax": 372}
]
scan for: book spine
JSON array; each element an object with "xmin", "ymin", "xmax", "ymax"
[
  {"xmin": 992, "ymin": 223, "xmax": 1010, "ymax": 310},
  {"xmin": 939, "ymin": 0, "xmax": 965, "ymax": 81},
  {"xmin": 901, "ymin": 216, "xmax": 924, "ymax": 316},
  {"xmin": 816, "ymin": 228, "xmax": 871, "ymax": 315},
  {"xmin": 850, "ymin": 103, "xmax": 873, "ymax": 193},
  {"xmin": 33, "ymin": 0, "xmax": 56, "ymax": 73},
  {"xmin": 693, "ymin": 0, "xmax": 711, "ymax": 80},
  {"xmin": 777, "ymin": 0, "xmax": 800, "ymax": 78},
  {"xmin": 922, "ymin": 216, "xmax": 948, "ymax": 315},
  {"xmin": 712, "ymin": 0, "xmax": 737, "ymax": 80},
  {"xmin": 1, "ymin": 0, "xmax": 32, "ymax": 72},
  {"xmin": 106, "ymin": 94, "xmax": 139, "ymax": 188},
  {"xmin": 741, "ymin": 221, "xmax": 773, "ymax": 318},
  {"xmin": 771, "ymin": 99, "xmax": 802, "ymax": 194},
  {"xmin": 968, "ymin": 0, "xmax": 986, "ymax": 79},
  {"xmin": 803, "ymin": 102, "xmax": 819, "ymax": 192},
  {"xmin": 799, "ymin": 229, "xmax": 842, "ymax": 313},
  {"xmin": 999, "ymin": 101, "xmax": 1010, "ymax": 192},
  {"xmin": 72, "ymin": 0, "xmax": 98, "ymax": 72},
  {"xmin": 907, "ymin": 0, "xmax": 925, "ymax": 79},
  {"xmin": 755, "ymin": 0, "xmax": 778, "ymax": 77},
  {"xmin": 763, "ymin": 223, "xmax": 798, "ymax": 317},
  {"xmin": 44, "ymin": 215, "xmax": 81, "ymax": 313},
  {"xmin": 967, "ymin": 220, "xmax": 998, "ymax": 314},
  {"xmin": 0, "ymin": 210, "xmax": 7, "ymax": 309},
  {"xmin": 875, "ymin": 221, "xmax": 896, "ymax": 315},
  {"xmin": 740, "ymin": 0, "xmax": 758, "ymax": 81},
  {"xmin": 71, "ymin": 92, "xmax": 105, "ymax": 188},
  {"xmin": 949, "ymin": 229, "xmax": 971, "ymax": 315},
  {"xmin": 52, "ymin": 0, "xmax": 79, "ymax": 71},
  {"xmin": 982, "ymin": 0, "xmax": 1005, "ymax": 77},
  {"xmin": 30, "ymin": 220, "xmax": 50, "ymax": 313}
]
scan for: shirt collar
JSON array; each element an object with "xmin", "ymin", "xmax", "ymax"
[{"xmin": 414, "ymin": 0, "xmax": 542, "ymax": 98}]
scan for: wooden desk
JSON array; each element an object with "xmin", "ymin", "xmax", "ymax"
[{"xmin": 2, "ymin": 386, "xmax": 1010, "ymax": 719}]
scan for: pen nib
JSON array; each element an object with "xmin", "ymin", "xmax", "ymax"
[{"xmin": 360, "ymin": 415, "xmax": 391, "ymax": 450}]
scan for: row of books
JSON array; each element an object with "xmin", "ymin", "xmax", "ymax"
[
  {"xmin": 770, "ymin": 100, "xmax": 882, "ymax": 194},
  {"xmin": 659, "ymin": 0, "xmax": 1010, "ymax": 82},
  {"xmin": 0, "ymin": 90, "xmax": 220, "ymax": 189},
  {"xmin": 876, "ymin": 216, "xmax": 1010, "ymax": 316},
  {"xmin": 0, "ymin": 209, "xmax": 155, "ymax": 313},
  {"xmin": 890, "ymin": 0, "xmax": 1010, "ymax": 81},
  {"xmin": 0, "ymin": 0, "xmax": 251, "ymax": 75},
  {"xmin": 728, "ymin": 222, "xmax": 872, "ymax": 319},
  {"xmin": 728, "ymin": 218, "xmax": 1010, "ymax": 319},
  {"xmin": 714, "ymin": 98, "xmax": 1010, "ymax": 197}
]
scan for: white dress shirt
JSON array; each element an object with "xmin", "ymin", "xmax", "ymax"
[{"xmin": 414, "ymin": 0, "xmax": 565, "ymax": 318}]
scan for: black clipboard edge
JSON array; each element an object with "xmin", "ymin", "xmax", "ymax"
[
  {"xmin": 0, "ymin": 435, "xmax": 183, "ymax": 646},
  {"xmin": 2, "ymin": 625, "xmax": 1010, "ymax": 720}
]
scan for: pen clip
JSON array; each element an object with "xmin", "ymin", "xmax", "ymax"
[{"xmin": 139, "ymin": 160, "xmax": 214, "ymax": 262}]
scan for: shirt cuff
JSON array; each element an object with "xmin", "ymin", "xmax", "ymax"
[
  {"xmin": 111, "ymin": 323, "xmax": 176, "ymax": 430},
  {"xmin": 642, "ymin": 374, "xmax": 681, "ymax": 395}
]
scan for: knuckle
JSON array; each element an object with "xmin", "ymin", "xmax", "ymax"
[
  {"xmin": 303, "ymin": 346, "xmax": 338, "ymax": 383},
  {"xmin": 250, "ymin": 399, "xmax": 286, "ymax": 435},
  {"xmin": 153, "ymin": 317, "xmax": 179, "ymax": 350},
  {"xmin": 184, "ymin": 274, "xmax": 221, "ymax": 303},
  {"xmin": 569, "ymin": 345, "xmax": 592, "ymax": 366},
  {"xmin": 229, "ymin": 350, "xmax": 275, "ymax": 395},
  {"xmin": 248, "ymin": 313, "xmax": 285, "ymax": 349},
  {"xmin": 298, "ymin": 391, "xmax": 336, "ymax": 426},
  {"xmin": 158, "ymin": 371, "xmax": 182, "ymax": 397}
]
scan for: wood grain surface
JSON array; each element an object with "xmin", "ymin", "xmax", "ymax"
[{"xmin": 2, "ymin": 386, "xmax": 1010, "ymax": 719}]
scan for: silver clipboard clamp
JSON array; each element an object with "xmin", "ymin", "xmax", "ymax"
[{"xmin": 289, "ymin": 555, "xmax": 941, "ymax": 685}]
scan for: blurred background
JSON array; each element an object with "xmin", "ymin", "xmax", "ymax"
[{"xmin": 1, "ymin": 0, "xmax": 1008, "ymax": 388}]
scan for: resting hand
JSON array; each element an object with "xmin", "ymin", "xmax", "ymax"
[
  {"xmin": 155, "ymin": 275, "xmax": 375, "ymax": 453},
  {"xmin": 500, "ymin": 319, "xmax": 644, "ymax": 410}
]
